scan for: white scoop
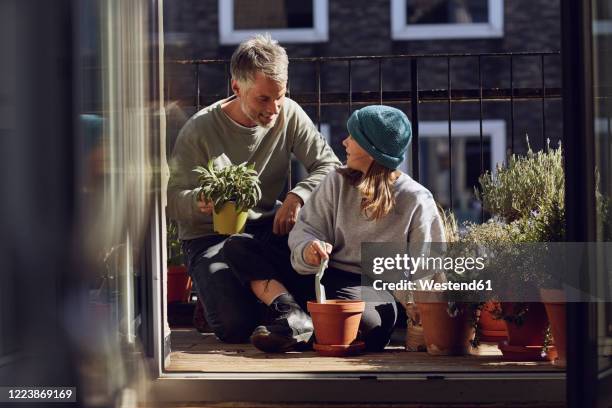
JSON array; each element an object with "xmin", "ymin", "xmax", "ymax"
[{"xmin": 315, "ymin": 248, "xmax": 328, "ymax": 303}]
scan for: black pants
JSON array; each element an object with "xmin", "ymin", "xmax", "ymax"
[
  {"xmin": 184, "ymin": 219, "xmax": 397, "ymax": 350},
  {"xmin": 183, "ymin": 218, "xmax": 314, "ymax": 343},
  {"xmin": 224, "ymin": 233, "xmax": 398, "ymax": 351}
]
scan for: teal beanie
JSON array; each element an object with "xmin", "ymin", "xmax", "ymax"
[{"xmin": 346, "ymin": 105, "xmax": 412, "ymax": 170}]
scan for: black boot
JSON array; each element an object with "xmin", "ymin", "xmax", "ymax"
[{"xmin": 250, "ymin": 293, "xmax": 313, "ymax": 353}]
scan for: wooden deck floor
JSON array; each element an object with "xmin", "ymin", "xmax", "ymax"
[{"xmin": 166, "ymin": 328, "xmax": 563, "ymax": 373}]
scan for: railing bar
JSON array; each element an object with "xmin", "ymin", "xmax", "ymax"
[
  {"xmin": 225, "ymin": 62, "xmax": 230, "ymax": 98},
  {"xmin": 447, "ymin": 56, "xmax": 453, "ymax": 210},
  {"xmin": 348, "ymin": 60, "xmax": 352, "ymax": 115},
  {"xmin": 510, "ymin": 55, "xmax": 515, "ymax": 155},
  {"xmin": 174, "ymin": 51, "xmax": 562, "ymax": 65},
  {"xmin": 195, "ymin": 62, "xmax": 201, "ymax": 111},
  {"xmin": 194, "ymin": 89, "xmax": 563, "ymax": 107},
  {"xmin": 410, "ymin": 58, "xmax": 420, "ymax": 182},
  {"xmin": 478, "ymin": 55, "xmax": 484, "ymax": 223},
  {"xmin": 286, "ymin": 74, "xmax": 292, "ymax": 192},
  {"xmin": 316, "ymin": 60, "xmax": 321, "ymax": 131},
  {"xmin": 541, "ymin": 54, "xmax": 547, "ymax": 150},
  {"xmin": 379, "ymin": 59, "xmax": 383, "ymax": 105}
]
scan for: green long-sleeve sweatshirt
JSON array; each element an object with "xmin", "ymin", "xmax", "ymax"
[{"xmin": 167, "ymin": 96, "xmax": 341, "ymax": 240}]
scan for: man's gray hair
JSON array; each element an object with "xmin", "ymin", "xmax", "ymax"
[{"xmin": 230, "ymin": 34, "xmax": 289, "ymax": 88}]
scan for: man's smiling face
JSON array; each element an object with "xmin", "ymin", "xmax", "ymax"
[{"xmin": 236, "ymin": 72, "xmax": 286, "ymax": 128}]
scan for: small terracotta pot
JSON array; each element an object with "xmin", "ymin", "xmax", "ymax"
[
  {"xmin": 499, "ymin": 302, "xmax": 554, "ymax": 361},
  {"xmin": 501, "ymin": 302, "xmax": 548, "ymax": 346},
  {"xmin": 540, "ymin": 289, "xmax": 567, "ymax": 367},
  {"xmin": 167, "ymin": 265, "xmax": 192, "ymax": 303},
  {"xmin": 416, "ymin": 300, "xmax": 475, "ymax": 356},
  {"xmin": 478, "ymin": 301, "xmax": 508, "ymax": 342},
  {"xmin": 307, "ymin": 300, "xmax": 365, "ymax": 346}
]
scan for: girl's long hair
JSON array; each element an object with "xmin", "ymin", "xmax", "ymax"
[{"xmin": 338, "ymin": 162, "xmax": 397, "ymax": 220}]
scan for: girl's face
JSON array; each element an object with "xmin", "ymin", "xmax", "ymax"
[{"xmin": 343, "ymin": 135, "xmax": 374, "ymax": 173}]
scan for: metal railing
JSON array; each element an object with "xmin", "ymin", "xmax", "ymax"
[{"xmin": 171, "ymin": 51, "xmax": 562, "ymax": 218}]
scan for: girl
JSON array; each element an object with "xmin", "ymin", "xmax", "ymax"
[{"xmin": 288, "ymin": 105, "xmax": 445, "ymax": 351}]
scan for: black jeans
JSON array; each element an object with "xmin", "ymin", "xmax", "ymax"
[
  {"xmin": 182, "ymin": 218, "xmax": 314, "ymax": 343},
  {"xmin": 184, "ymin": 219, "xmax": 397, "ymax": 350}
]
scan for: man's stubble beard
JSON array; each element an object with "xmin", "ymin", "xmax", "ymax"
[{"xmin": 240, "ymin": 98, "xmax": 277, "ymax": 129}]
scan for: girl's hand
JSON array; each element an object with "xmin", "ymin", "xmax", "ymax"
[{"xmin": 303, "ymin": 240, "xmax": 333, "ymax": 266}]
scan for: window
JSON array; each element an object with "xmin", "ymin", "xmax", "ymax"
[
  {"xmin": 401, "ymin": 120, "xmax": 506, "ymax": 223},
  {"xmin": 219, "ymin": 0, "xmax": 328, "ymax": 45},
  {"xmin": 391, "ymin": 0, "xmax": 504, "ymax": 40}
]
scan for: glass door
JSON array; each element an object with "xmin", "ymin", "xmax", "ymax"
[
  {"xmin": 592, "ymin": 0, "xmax": 612, "ymax": 404},
  {"xmin": 564, "ymin": 0, "xmax": 612, "ymax": 406}
]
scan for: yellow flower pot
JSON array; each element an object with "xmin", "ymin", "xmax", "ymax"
[{"xmin": 213, "ymin": 202, "xmax": 248, "ymax": 235}]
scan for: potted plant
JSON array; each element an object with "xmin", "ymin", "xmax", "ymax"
[
  {"xmin": 459, "ymin": 220, "xmax": 514, "ymax": 343},
  {"xmin": 476, "ymin": 139, "xmax": 565, "ymax": 362},
  {"xmin": 307, "ymin": 258, "xmax": 366, "ymax": 357},
  {"xmin": 413, "ymin": 209, "xmax": 479, "ymax": 356},
  {"xmin": 193, "ymin": 158, "xmax": 262, "ymax": 235},
  {"xmin": 307, "ymin": 300, "xmax": 366, "ymax": 356},
  {"xmin": 166, "ymin": 219, "xmax": 192, "ymax": 304}
]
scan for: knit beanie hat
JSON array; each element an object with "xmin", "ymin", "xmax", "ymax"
[{"xmin": 346, "ymin": 105, "xmax": 412, "ymax": 170}]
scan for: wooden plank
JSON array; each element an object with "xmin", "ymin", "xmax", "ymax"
[{"xmin": 166, "ymin": 329, "xmax": 562, "ymax": 373}]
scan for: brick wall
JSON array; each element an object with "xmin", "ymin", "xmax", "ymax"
[{"xmin": 163, "ymin": 0, "xmax": 563, "ymax": 215}]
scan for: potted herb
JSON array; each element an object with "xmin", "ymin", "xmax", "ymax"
[
  {"xmin": 167, "ymin": 219, "xmax": 192, "ymax": 303},
  {"xmin": 307, "ymin": 258, "xmax": 366, "ymax": 357},
  {"xmin": 193, "ymin": 158, "xmax": 262, "ymax": 235},
  {"xmin": 460, "ymin": 220, "xmax": 512, "ymax": 343},
  {"xmin": 414, "ymin": 209, "xmax": 479, "ymax": 356},
  {"xmin": 476, "ymin": 139, "xmax": 565, "ymax": 362}
]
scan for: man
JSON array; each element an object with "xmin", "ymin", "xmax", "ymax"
[{"xmin": 167, "ymin": 34, "xmax": 340, "ymax": 351}]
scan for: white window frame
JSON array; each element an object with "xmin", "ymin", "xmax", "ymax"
[
  {"xmin": 219, "ymin": 0, "xmax": 329, "ymax": 45},
  {"xmin": 401, "ymin": 120, "xmax": 506, "ymax": 175},
  {"xmin": 391, "ymin": 0, "xmax": 504, "ymax": 40}
]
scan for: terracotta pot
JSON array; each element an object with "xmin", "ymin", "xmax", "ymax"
[
  {"xmin": 478, "ymin": 301, "xmax": 508, "ymax": 342},
  {"xmin": 405, "ymin": 322, "xmax": 426, "ymax": 352},
  {"xmin": 416, "ymin": 300, "xmax": 475, "ymax": 356},
  {"xmin": 499, "ymin": 302, "xmax": 555, "ymax": 361},
  {"xmin": 213, "ymin": 202, "xmax": 248, "ymax": 235},
  {"xmin": 307, "ymin": 300, "xmax": 365, "ymax": 346},
  {"xmin": 501, "ymin": 302, "xmax": 548, "ymax": 346},
  {"xmin": 540, "ymin": 289, "xmax": 567, "ymax": 367},
  {"xmin": 167, "ymin": 265, "xmax": 192, "ymax": 303}
]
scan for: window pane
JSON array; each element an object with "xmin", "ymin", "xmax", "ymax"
[
  {"xmin": 419, "ymin": 136, "xmax": 490, "ymax": 224},
  {"xmin": 406, "ymin": 0, "xmax": 489, "ymax": 25},
  {"xmin": 234, "ymin": 0, "xmax": 314, "ymax": 30}
]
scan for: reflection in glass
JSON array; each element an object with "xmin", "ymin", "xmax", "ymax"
[{"xmin": 76, "ymin": 0, "xmax": 156, "ymax": 404}]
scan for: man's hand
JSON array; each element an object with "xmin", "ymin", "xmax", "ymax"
[
  {"xmin": 303, "ymin": 240, "xmax": 333, "ymax": 266},
  {"xmin": 197, "ymin": 197, "xmax": 214, "ymax": 215},
  {"xmin": 273, "ymin": 192, "xmax": 303, "ymax": 235}
]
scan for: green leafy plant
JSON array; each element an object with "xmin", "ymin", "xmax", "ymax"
[
  {"xmin": 167, "ymin": 219, "xmax": 184, "ymax": 266},
  {"xmin": 472, "ymin": 139, "xmax": 567, "ymax": 335},
  {"xmin": 193, "ymin": 158, "xmax": 262, "ymax": 213},
  {"xmin": 477, "ymin": 139, "xmax": 564, "ymax": 223}
]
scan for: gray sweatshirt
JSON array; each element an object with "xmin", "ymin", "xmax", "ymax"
[
  {"xmin": 167, "ymin": 96, "xmax": 341, "ymax": 240},
  {"xmin": 288, "ymin": 168, "xmax": 446, "ymax": 275}
]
